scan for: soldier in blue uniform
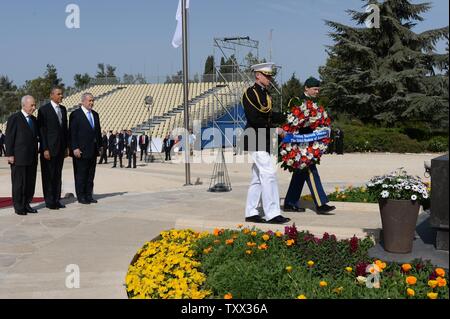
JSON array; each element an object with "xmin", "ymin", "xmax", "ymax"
[
  {"xmin": 243, "ymin": 62, "xmax": 291, "ymax": 224},
  {"xmin": 283, "ymin": 77, "xmax": 336, "ymax": 215}
]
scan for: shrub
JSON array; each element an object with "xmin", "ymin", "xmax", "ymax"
[{"xmin": 426, "ymin": 136, "xmax": 449, "ymax": 152}]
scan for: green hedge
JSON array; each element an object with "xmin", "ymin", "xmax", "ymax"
[{"xmin": 337, "ymin": 124, "xmax": 448, "ymax": 153}]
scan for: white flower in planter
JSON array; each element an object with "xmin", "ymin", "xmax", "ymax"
[
  {"xmin": 422, "ymin": 193, "xmax": 429, "ymax": 199},
  {"xmin": 411, "ymin": 195, "xmax": 418, "ymax": 201},
  {"xmin": 404, "ymin": 185, "xmax": 411, "ymax": 190},
  {"xmin": 381, "ymin": 191, "xmax": 390, "ymax": 198},
  {"xmin": 382, "ymin": 184, "xmax": 388, "ymax": 189}
]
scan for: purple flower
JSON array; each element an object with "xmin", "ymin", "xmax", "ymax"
[
  {"xmin": 356, "ymin": 262, "xmax": 370, "ymax": 277},
  {"xmin": 322, "ymin": 232, "xmax": 330, "ymax": 241},
  {"xmin": 284, "ymin": 224, "xmax": 298, "ymax": 241},
  {"xmin": 349, "ymin": 236, "xmax": 359, "ymax": 253}
]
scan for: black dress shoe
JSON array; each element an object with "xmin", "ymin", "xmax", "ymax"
[
  {"xmin": 266, "ymin": 215, "xmax": 291, "ymax": 224},
  {"xmin": 283, "ymin": 204, "xmax": 306, "ymax": 213},
  {"xmin": 25, "ymin": 205, "xmax": 38, "ymax": 214},
  {"xmin": 15, "ymin": 210, "xmax": 27, "ymax": 216},
  {"xmin": 87, "ymin": 199, "xmax": 98, "ymax": 204},
  {"xmin": 46, "ymin": 204, "xmax": 59, "ymax": 210},
  {"xmin": 245, "ymin": 215, "xmax": 265, "ymax": 223},
  {"xmin": 78, "ymin": 199, "xmax": 90, "ymax": 205},
  {"xmin": 316, "ymin": 204, "xmax": 336, "ymax": 215},
  {"xmin": 56, "ymin": 202, "xmax": 66, "ymax": 209}
]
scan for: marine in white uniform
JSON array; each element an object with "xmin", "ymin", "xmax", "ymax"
[{"xmin": 242, "ymin": 63, "xmax": 291, "ymax": 224}]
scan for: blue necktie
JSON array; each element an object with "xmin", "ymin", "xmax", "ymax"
[
  {"xmin": 87, "ymin": 111, "xmax": 94, "ymax": 128},
  {"xmin": 27, "ymin": 117, "xmax": 33, "ymax": 130}
]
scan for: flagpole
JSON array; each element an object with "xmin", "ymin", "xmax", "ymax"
[{"xmin": 182, "ymin": 0, "xmax": 192, "ymax": 186}]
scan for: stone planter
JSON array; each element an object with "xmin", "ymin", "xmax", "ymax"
[{"xmin": 379, "ymin": 199, "xmax": 420, "ymax": 254}]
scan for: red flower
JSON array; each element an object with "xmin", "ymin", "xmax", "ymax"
[
  {"xmin": 306, "ymin": 100, "xmax": 313, "ymax": 108},
  {"xmin": 349, "ymin": 236, "xmax": 359, "ymax": 253},
  {"xmin": 293, "ymin": 108, "xmax": 301, "ymax": 117},
  {"xmin": 356, "ymin": 262, "xmax": 370, "ymax": 277},
  {"xmin": 283, "ymin": 124, "xmax": 290, "ymax": 132}
]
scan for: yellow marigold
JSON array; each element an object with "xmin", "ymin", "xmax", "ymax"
[
  {"xmin": 401, "ymin": 264, "xmax": 412, "ymax": 272},
  {"xmin": 224, "ymin": 293, "xmax": 233, "ymax": 299},
  {"xmin": 319, "ymin": 281, "xmax": 328, "ymax": 287},
  {"xmin": 307, "ymin": 261, "xmax": 315, "ymax": 267},
  {"xmin": 251, "ymin": 231, "xmax": 257, "ymax": 237},
  {"xmin": 242, "ymin": 228, "xmax": 250, "ymax": 234},
  {"xmin": 437, "ymin": 277, "xmax": 447, "ymax": 287},
  {"xmin": 245, "ymin": 250, "xmax": 253, "ymax": 255},
  {"xmin": 333, "ymin": 287, "xmax": 344, "ymax": 294},
  {"xmin": 247, "ymin": 242, "xmax": 256, "ymax": 247},
  {"xmin": 427, "ymin": 292, "xmax": 438, "ymax": 300},
  {"xmin": 375, "ymin": 260, "xmax": 386, "ymax": 271},
  {"xmin": 237, "ymin": 224, "xmax": 243, "ymax": 228},
  {"xmin": 406, "ymin": 276, "xmax": 417, "ymax": 285},
  {"xmin": 345, "ymin": 267, "xmax": 353, "ymax": 273},
  {"xmin": 213, "ymin": 239, "xmax": 221, "ymax": 245},
  {"xmin": 262, "ymin": 234, "xmax": 270, "ymax": 241},
  {"xmin": 406, "ymin": 288, "xmax": 415, "ymax": 297},
  {"xmin": 258, "ymin": 243, "xmax": 268, "ymax": 250},
  {"xmin": 297, "ymin": 295, "xmax": 307, "ymax": 299},
  {"xmin": 203, "ymin": 247, "xmax": 212, "ymax": 254},
  {"xmin": 225, "ymin": 239, "xmax": 234, "ymax": 245},
  {"xmin": 286, "ymin": 239, "xmax": 295, "ymax": 246},
  {"xmin": 275, "ymin": 231, "xmax": 283, "ymax": 238},
  {"xmin": 285, "ymin": 266, "xmax": 293, "ymax": 273},
  {"xmin": 428, "ymin": 280, "xmax": 438, "ymax": 289},
  {"xmin": 435, "ymin": 268, "xmax": 446, "ymax": 277}
]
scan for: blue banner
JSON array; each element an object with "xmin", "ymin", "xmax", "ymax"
[{"xmin": 282, "ymin": 129, "xmax": 330, "ymax": 143}]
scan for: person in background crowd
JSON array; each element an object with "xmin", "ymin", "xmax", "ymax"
[
  {"xmin": 126, "ymin": 129, "xmax": 137, "ymax": 169},
  {"xmin": 112, "ymin": 132, "xmax": 124, "ymax": 168},
  {"xmin": 0, "ymin": 129, "xmax": 6, "ymax": 156},
  {"xmin": 163, "ymin": 134, "xmax": 174, "ymax": 161},
  {"xmin": 98, "ymin": 130, "xmax": 108, "ymax": 164},
  {"xmin": 139, "ymin": 132, "xmax": 149, "ymax": 161}
]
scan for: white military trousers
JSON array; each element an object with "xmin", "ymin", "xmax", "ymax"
[{"xmin": 245, "ymin": 151, "xmax": 281, "ymax": 221}]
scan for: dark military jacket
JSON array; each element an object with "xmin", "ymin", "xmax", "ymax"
[{"xmin": 242, "ymin": 83, "xmax": 285, "ymax": 153}]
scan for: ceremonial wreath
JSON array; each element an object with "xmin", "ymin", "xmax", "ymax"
[{"xmin": 279, "ymin": 97, "xmax": 331, "ymax": 172}]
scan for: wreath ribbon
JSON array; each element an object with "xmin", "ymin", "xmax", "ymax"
[{"xmin": 282, "ymin": 129, "xmax": 330, "ymax": 143}]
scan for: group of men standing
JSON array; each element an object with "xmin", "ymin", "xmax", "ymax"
[
  {"xmin": 100, "ymin": 130, "xmax": 150, "ymax": 168},
  {"xmin": 4, "ymin": 87, "xmax": 102, "ymax": 215}
]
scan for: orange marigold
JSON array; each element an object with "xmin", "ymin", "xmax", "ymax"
[
  {"xmin": 406, "ymin": 276, "xmax": 417, "ymax": 285},
  {"xmin": 401, "ymin": 264, "xmax": 412, "ymax": 272},
  {"xmin": 435, "ymin": 268, "xmax": 446, "ymax": 277}
]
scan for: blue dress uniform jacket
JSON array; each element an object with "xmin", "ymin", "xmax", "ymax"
[{"xmin": 242, "ymin": 83, "xmax": 285, "ymax": 153}]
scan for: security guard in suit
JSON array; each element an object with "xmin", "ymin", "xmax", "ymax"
[
  {"xmin": 283, "ymin": 77, "xmax": 336, "ymax": 215},
  {"xmin": 243, "ymin": 62, "xmax": 290, "ymax": 224}
]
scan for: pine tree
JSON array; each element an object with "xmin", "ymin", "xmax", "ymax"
[
  {"xmin": 319, "ymin": 0, "xmax": 449, "ymax": 132},
  {"xmin": 282, "ymin": 73, "xmax": 303, "ymax": 106},
  {"xmin": 203, "ymin": 55, "xmax": 215, "ymax": 82}
]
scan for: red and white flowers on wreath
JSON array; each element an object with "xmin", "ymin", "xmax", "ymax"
[{"xmin": 279, "ymin": 98, "xmax": 332, "ymax": 172}]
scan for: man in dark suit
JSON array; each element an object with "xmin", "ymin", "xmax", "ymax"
[
  {"xmin": 126, "ymin": 129, "xmax": 137, "ymax": 168},
  {"xmin": 0, "ymin": 129, "xmax": 6, "ymax": 156},
  {"xmin": 5, "ymin": 96, "xmax": 39, "ymax": 215},
  {"xmin": 138, "ymin": 132, "xmax": 149, "ymax": 161},
  {"xmin": 108, "ymin": 130, "xmax": 115, "ymax": 157},
  {"xmin": 163, "ymin": 134, "xmax": 174, "ymax": 161},
  {"xmin": 37, "ymin": 86, "xmax": 68, "ymax": 210},
  {"xmin": 98, "ymin": 130, "xmax": 108, "ymax": 164},
  {"xmin": 112, "ymin": 132, "xmax": 124, "ymax": 168},
  {"xmin": 69, "ymin": 93, "xmax": 102, "ymax": 204}
]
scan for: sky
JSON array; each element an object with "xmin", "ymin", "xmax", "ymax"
[{"xmin": 0, "ymin": 0, "xmax": 448, "ymax": 86}]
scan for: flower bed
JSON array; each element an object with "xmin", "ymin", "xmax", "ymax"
[{"xmin": 125, "ymin": 226, "xmax": 448, "ymax": 299}]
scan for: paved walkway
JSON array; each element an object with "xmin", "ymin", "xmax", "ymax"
[{"xmin": 0, "ymin": 152, "xmax": 442, "ymax": 298}]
